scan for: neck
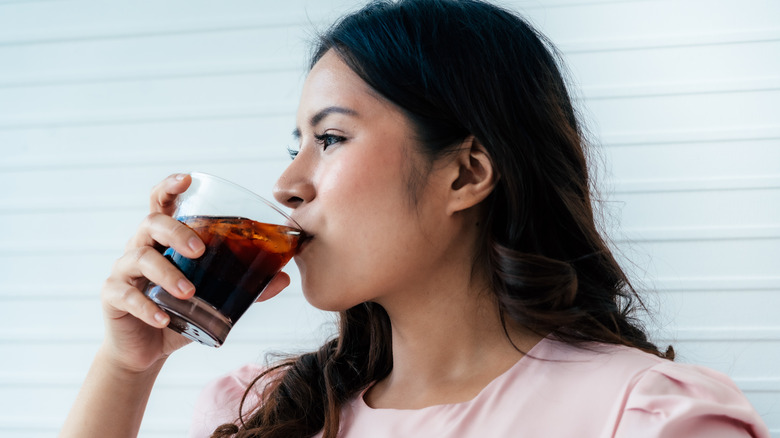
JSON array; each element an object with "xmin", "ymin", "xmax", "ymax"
[
  {"xmin": 366, "ymin": 268, "xmax": 542, "ymax": 409},
  {"xmin": 362, "ymin": 209, "xmax": 543, "ymax": 409}
]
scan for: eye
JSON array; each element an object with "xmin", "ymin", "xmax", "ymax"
[
  {"xmin": 286, "ymin": 145, "xmax": 299, "ymax": 160},
  {"xmin": 314, "ymin": 133, "xmax": 346, "ymax": 149}
]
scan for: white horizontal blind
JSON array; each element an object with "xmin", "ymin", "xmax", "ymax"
[{"xmin": 0, "ymin": 0, "xmax": 777, "ymax": 436}]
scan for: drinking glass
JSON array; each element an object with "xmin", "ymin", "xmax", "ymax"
[{"xmin": 144, "ymin": 172, "xmax": 302, "ymax": 347}]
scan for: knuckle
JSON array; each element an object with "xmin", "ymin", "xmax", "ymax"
[
  {"xmin": 141, "ymin": 212, "xmax": 164, "ymax": 231},
  {"xmin": 102, "ymin": 282, "xmax": 136, "ymax": 310},
  {"xmin": 162, "ymin": 267, "xmax": 184, "ymax": 288},
  {"xmin": 110, "ymin": 253, "xmax": 134, "ymax": 277},
  {"xmin": 117, "ymin": 285, "xmax": 135, "ymax": 303},
  {"xmin": 165, "ymin": 219, "xmax": 195, "ymax": 248},
  {"xmin": 140, "ymin": 298, "xmax": 160, "ymax": 317},
  {"xmin": 122, "ymin": 287, "xmax": 153, "ymax": 316},
  {"xmin": 158, "ymin": 195, "xmax": 176, "ymax": 210},
  {"xmin": 173, "ymin": 223, "xmax": 195, "ymax": 244},
  {"xmin": 133, "ymin": 246, "xmax": 157, "ymax": 264},
  {"xmin": 140, "ymin": 213, "xmax": 155, "ymax": 229},
  {"xmin": 166, "ymin": 215, "xmax": 184, "ymax": 231}
]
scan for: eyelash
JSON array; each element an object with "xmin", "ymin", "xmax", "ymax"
[
  {"xmin": 287, "ymin": 133, "xmax": 346, "ymax": 160},
  {"xmin": 314, "ymin": 133, "xmax": 346, "ymax": 148}
]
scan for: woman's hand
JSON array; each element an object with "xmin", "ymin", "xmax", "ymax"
[
  {"xmin": 98, "ymin": 173, "xmax": 291, "ymax": 372},
  {"xmin": 99, "ymin": 173, "xmax": 202, "ymax": 371}
]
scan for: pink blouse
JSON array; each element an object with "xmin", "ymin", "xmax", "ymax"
[{"xmin": 190, "ymin": 337, "xmax": 769, "ymax": 437}]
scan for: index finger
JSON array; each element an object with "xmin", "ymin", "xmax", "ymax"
[{"xmin": 151, "ymin": 173, "xmax": 192, "ymax": 216}]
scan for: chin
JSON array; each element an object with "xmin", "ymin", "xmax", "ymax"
[{"xmin": 302, "ymin": 286, "xmax": 362, "ymax": 313}]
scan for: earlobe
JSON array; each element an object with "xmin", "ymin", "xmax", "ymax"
[{"xmin": 447, "ymin": 137, "xmax": 498, "ymax": 215}]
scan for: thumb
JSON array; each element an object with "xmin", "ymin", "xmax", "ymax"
[{"xmin": 255, "ymin": 272, "xmax": 291, "ymax": 303}]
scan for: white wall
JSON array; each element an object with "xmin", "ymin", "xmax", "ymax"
[{"xmin": 0, "ymin": 0, "xmax": 777, "ymax": 436}]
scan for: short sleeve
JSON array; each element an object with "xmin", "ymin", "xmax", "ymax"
[
  {"xmin": 188, "ymin": 363, "xmax": 265, "ymax": 438},
  {"xmin": 614, "ymin": 361, "xmax": 770, "ymax": 438}
]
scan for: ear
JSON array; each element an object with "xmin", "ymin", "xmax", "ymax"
[{"xmin": 446, "ymin": 136, "xmax": 498, "ymax": 215}]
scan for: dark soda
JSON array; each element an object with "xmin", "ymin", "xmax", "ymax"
[
  {"xmin": 167, "ymin": 215, "xmax": 301, "ymax": 322},
  {"xmin": 146, "ymin": 215, "xmax": 301, "ymax": 346}
]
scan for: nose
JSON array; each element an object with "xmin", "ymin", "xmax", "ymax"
[{"xmin": 273, "ymin": 154, "xmax": 314, "ymax": 209}]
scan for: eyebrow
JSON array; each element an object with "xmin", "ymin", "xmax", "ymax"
[{"xmin": 292, "ymin": 106, "xmax": 359, "ymax": 139}]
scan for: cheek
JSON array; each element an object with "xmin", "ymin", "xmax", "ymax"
[
  {"xmin": 319, "ymin": 146, "xmax": 408, "ymax": 224},
  {"xmin": 300, "ymin": 148, "xmax": 417, "ymax": 309}
]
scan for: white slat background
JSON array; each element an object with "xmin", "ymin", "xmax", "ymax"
[{"xmin": 0, "ymin": 0, "xmax": 777, "ymax": 436}]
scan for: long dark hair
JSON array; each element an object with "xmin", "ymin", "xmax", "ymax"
[{"xmin": 213, "ymin": 1, "xmax": 672, "ymax": 437}]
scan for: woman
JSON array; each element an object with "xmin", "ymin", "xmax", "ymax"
[{"xmin": 60, "ymin": 0, "xmax": 769, "ymax": 437}]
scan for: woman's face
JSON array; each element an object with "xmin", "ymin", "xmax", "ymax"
[{"xmin": 274, "ymin": 51, "xmax": 459, "ymax": 311}]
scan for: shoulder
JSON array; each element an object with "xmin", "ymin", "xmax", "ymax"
[
  {"xmin": 614, "ymin": 359, "xmax": 770, "ymax": 438},
  {"xmin": 516, "ymin": 339, "xmax": 769, "ymax": 437},
  {"xmin": 525, "ymin": 337, "xmax": 666, "ymax": 388},
  {"xmin": 188, "ymin": 363, "xmax": 268, "ymax": 438}
]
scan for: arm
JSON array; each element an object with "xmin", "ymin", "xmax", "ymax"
[
  {"xmin": 59, "ymin": 174, "xmax": 201, "ymax": 437},
  {"xmin": 59, "ymin": 349, "xmax": 166, "ymax": 438}
]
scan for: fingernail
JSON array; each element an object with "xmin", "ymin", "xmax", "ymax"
[
  {"xmin": 188, "ymin": 237, "xmax": 205, "ymax": 253},
  {"xmin": 155, "ymin": 312, "xmax": 169, "ymax": 325},
  {"xmin": 168, "ymin": 174, "xmax": 186, "ymax": 187},
  {"xmin": 178, "ymin": 279, "xmax": 195, "ymax": 296}
]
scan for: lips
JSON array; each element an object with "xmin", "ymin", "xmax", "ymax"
[
  {"xmin": 294, "ymin": 231, "xmax": 313, "ymax": 254},
  {"xmin": 287, "ymin": 214, "xmax": 312, "ymax": 254}
]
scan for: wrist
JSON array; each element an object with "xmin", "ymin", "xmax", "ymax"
[
  {"xmin": 95, "ymin": 344, "xmax": 168, "ymax": 380},
  {"xmin": 59, "ymin": 345, "xmax": 167, "ymax": 438}
]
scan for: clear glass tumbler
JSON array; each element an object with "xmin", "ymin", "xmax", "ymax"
[{"xmin": 144, "ymin": 172, "xmax": 303, "ymax": 347}]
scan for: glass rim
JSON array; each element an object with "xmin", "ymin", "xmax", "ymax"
[{"xmin": 187, "ymin": 172, "xmax": 302, "ymax": 232}]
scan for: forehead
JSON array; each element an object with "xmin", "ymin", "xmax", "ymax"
[{"xmin": 297, "ymin": 51, "xmax": 386, "ymax": 123}]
